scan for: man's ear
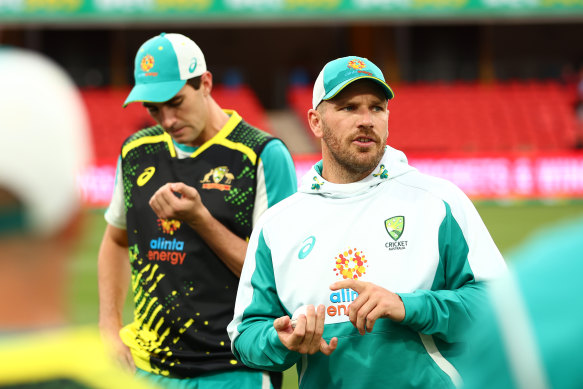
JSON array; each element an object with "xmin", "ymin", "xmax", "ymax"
[
  {"xmin": 308, "ymin": 108, "xmax": 324, "ymax": 139},
  {"xmin": 201, "ymin": 71, "xmax": 213, "ymax": 96}
]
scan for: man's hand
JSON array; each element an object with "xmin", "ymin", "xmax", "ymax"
[
  {"xmin": 100, "ymin": 326, "xmax": 135, "ymax": 373},
  {"xmin": 329, "ymin": 279, "xmax": 405, "ymax": 335},
  {"xmin": 149, "ymin": 182, "xmax": 208, "ymax": 225},
  {"xmin": 273, "ymin": 304, "xmax": 338, "ymax": 356}
]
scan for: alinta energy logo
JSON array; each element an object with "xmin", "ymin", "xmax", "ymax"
[
  {"xmin": 141, "ymin": 54, "xmax": 157, "ymax": 77},
  {"xmin": 347, "ymin": 58, "xmax": 373, "ymax": 77},
  {"xmin": 333, "ymin": 247, "xmax": 368, "ymax": 280},
  {"xmin": 148, "ymin": 218, "xmax": 185, "ymax": 266},
  {"xmin": 326, "ymin": 247, "xmax": 367, "ymax": 320},
  {"xmin": 200, "ymin": 166, "xmax": 234, "ymax": 191},
  {"xmin": 385, "ymin": 216, "xmax": 408, "ymax": 251}
]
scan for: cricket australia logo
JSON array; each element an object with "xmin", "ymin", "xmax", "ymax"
[
  {"xmin": 385, "ymin": 216, "xmax": 408, "ymax": 250},
  {"xmin": 200, "ymin": 166, "xmax": 234, "ymax": 191},
  {"xmin": 372, "ymin": 164, "xmax": 389, "ymax": 179},
  {"xmin": 311, "ymin": 176, "xmax": 325, "ymax": 190}
]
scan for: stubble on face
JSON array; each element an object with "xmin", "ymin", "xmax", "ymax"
[
  {"xmin": 313, "ymin": 79, "xmax": 390, "ymax": 183},
  {"xmin": 321, "ymin": 119, "xmax": 385, "ymax": 178}
]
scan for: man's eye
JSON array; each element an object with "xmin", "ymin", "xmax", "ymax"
[
  {"xmin": 341, "ymin": 106, "xmax": 354, "ymax": 111},
  {"xmin": 168, "ymin": 99, "xmax": 182, "ymax": 108}
]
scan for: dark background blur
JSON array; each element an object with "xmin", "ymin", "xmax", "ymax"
[{"xmin": 2, "ymin": 22, "xmax": 582, "ymax": 110}]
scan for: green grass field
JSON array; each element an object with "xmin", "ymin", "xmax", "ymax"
[{"xmin": 69, "ymin": 201, "xmax": 583, "ymax": 388}]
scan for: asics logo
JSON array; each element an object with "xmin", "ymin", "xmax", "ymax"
[
  {"xmin": 298, "ymin": 236, "xmax": 316, "ymax": 259},
  {"xmin": 137, "ymin": 166, "xmax": 155, "ymax": 186},
  {"xmin": 189, "ymin": 58, "xmax": 197, "ymax": 73}
]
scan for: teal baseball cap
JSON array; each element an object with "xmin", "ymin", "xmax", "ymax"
[
  {"xmin": 312, "ymin": 56, "xmax": 394, "ymax": 109},
  {"xmin": 123, "ymin": 33, "xmax": 207, "ymax": 107}
]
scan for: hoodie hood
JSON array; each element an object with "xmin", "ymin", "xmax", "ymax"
[{"xmin": 299, "ymin": 146, "xmax": 416, "ymax": 198}]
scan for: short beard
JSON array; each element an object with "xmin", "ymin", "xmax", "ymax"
[{"xmin": 321, "ymin": 119, "xmax": 386, "ymax": 181}]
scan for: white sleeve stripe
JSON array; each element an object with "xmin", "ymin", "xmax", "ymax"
[
  {"xmin": 419, "ymin": 333, "xmax": 463, "ymax": 387},
  {"xmin": 104, "ymin": 157, "xmax": 127, "ymax": 229},
  {"xmin": 252, "ymin": 159, "xmax": 268, "ymax": 227},
  {"xmin": 491, "ymin": 275, "xmax": 550, "ymax": 389}
]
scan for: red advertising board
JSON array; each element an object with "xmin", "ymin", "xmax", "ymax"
[{"xmin": 79, "ymin": 151, "xmax": 583, "ymax": 208}]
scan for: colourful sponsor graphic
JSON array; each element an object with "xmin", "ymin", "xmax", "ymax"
[
  {"xmin": 326, "ymin": 288, "xmax": 358, "ymax": 319},
  {"xmin": 333, "ymin": 247, "xmax": 367, "ymax": 280},
  {"xmin": 200, "ymin": 166, "xmax": 234, "ymax": 191},
  {"xmin": 347, "ymin": 59, "xmax": 366, "ymax": 70},
  {"xmin": 148, "ymin": 219, "xmax": 185, "ymax": 265},
  {"xmin": 157, "ymin": 218, "xmax": 181, "ymax": 235},
  {"xmin": 148, "ymin": 237, "xmax": 185, "ymax": 265},
  {"xmin": 140, "ymin": 54, "xmax": 155, "ymax": 72}
]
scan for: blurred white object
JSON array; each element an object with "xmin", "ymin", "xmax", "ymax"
[
  {"xmin": 290, "ymin": 305, "xmax": 309, "ymax": 329},
  {"xmin": 0, "ymin": 48, "xmax": 92, "ymax": 235}
]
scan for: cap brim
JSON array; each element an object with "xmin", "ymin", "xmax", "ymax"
[
  {"xmin": 123, "ymin": 79, "xmax": 187, "ymax": 107},
  {"xmin": 323, "ymin": 76, "xmax": 395, "ymax": 102}
]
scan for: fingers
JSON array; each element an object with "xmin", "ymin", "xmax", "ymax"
[
  {"xmin": 330, "ymin": 279, "xmax": 359, "ymax": 292},
  {"xmin": 149, "ymin": 183, "xmax": 202, "ymax": 220},
  {"xmin": 320, "ymin": 337, "xmax": 338, "ymax": 356},
  {"xmin": 290, "ymin": 305, "xmax": 317, "ymax": 353},
  {"xmin": 331, "ymin": 280, "xmax": 402, "ymax": 334},
  {"xmin": 121, "ymin": 348, "xmax": 136, "ymax": 373},
  {"xmin": 276, "ymin": 305, "xmax": 332, "ymax": 355},
  {"xmin": 169, "ymin": 182, "xmax": 196, "ymax": 200},
  {"xmin": 149, "ymin": 183, "xmax": 178, "ymax": 218},
  {"xmin": 308, "ymin": 305, "xmax": 326, "ymax": 354},
  {"xmin": 357, "ymin": 299, "xmax": 381, "ymax": 334},
  {"xmin": 273, "ymin": 315, "xmax": 292, "ymax": 332}
]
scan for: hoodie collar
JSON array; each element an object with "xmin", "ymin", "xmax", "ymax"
[{"xmin": 299, "ymin": 146, "xmax": 416, "ymax": 198}]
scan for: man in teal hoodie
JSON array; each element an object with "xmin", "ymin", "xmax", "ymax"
[{"xmin": 228, "ymin": 56, "xmax": 507, "ymax": 388}]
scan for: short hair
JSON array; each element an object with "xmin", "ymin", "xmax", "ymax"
[{"xmin": 186, "ymin": 76, "xmax": 202, "ymax": 90}]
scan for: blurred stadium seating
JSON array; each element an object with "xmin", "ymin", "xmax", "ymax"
[
  {"xmin": 85, "ymin": 81, "xmax": 580, "ymax": 166},
  {"xmin": 81, "ymin": 84, "xmax": 271, "ymax": 165},
  {"xmin": 287, "ymin": 81, "xmax": 579, "ymax": 153}
]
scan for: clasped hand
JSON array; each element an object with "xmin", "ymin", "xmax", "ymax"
[{"xmin": 149, "ymin": 182, "xmax": 207, "ymax": 225}]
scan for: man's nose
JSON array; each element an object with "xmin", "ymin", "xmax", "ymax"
[
  {"xmin": 357, "ymin": 107, "xmax": 374, "ymax": 127},
  {"xmin": 159, "ymin": 106, "xmax": 177, "ymax": 129}
]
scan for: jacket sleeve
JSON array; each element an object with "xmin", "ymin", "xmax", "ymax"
[
  {"xmin": 227, "ymin": 227, "xmax": 301, "ymax": 371},
  {"xmin": 253, "ymin": 140, "xmax": 297, "ymax": 226},
  {"xmin": 398, "ymin": 201, "xmax": 494, "ymax": 343}
]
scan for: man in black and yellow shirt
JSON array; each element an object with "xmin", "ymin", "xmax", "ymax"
[
  {"xmin": 98, "ymin": 33, "xmax": 297, "ymax": 389},
  {"xmin": 0, "ymin": 48, "xmax": 155, "ymax": 389}
]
